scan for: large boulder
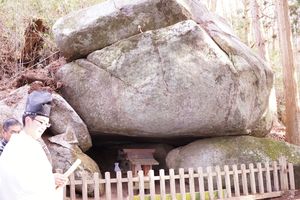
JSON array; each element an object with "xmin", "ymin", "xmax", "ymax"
[
  {"xmin": 52, "ymin": 0, "xmax": 190, "ymax": 61},
  {"xmin": 250, "ymin": 87, "xmax": 277, "ymax": 137},
  {"xmin": 51, "ymin": 93, "xmax": 92, "ymax": 151},
  {"xmin": 177, "ymin": 0, "xmax": 275, "ymax": 136},
  {"xmin": 166, "ymin": 136, "xmax": 300, "ymax": 188},
  {"xmin": 0, "ymin": 85, "xmax": 92, "ymax": 151},
  {"xmin": 56, "ymin": 20, "xmax": 272, "ymax": 138},
  {"xmin": 47, "ymin": 128, "xmax": 104, "ymax": 195}
]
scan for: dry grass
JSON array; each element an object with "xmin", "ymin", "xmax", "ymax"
[
  {"xmin": 0, "ymin": 0, "xmax": 104, "ymax": 90},
  {"xmin": 0, "ymin": 20, "xmax": 21, "ymax": 88}
]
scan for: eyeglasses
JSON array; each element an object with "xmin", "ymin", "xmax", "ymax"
[
  {"xmin": 4, "ymin": 130, "xmax": 20, "ymax": 135},
  {"xmin": 9, "ymin": 130, "xmax": 21, "ymax": 134},
  {"xmin": 34, "ymin": 119, "xmax": 51, "ymax": 128}
]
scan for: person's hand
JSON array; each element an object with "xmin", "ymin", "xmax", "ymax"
[{"xmin": 53, "ymin": 173, "xmax": 68, "ymax": 188}]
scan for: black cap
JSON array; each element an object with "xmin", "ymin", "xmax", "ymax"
[{"xmin": 24, "ymin": 91, "xmax": 52, "ymax": 117}]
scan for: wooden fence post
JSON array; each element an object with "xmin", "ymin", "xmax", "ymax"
[
  {"xmin": 264, "ymin": 162, "xmax": 272, "ymax": 193},
  {"xmin": 127, "ymin": 171, "xmax": 134, "ymax": 200},
  {"xmin": 257, "ymin": 163, "xmax": 264, "ymax": 194},
  {"xmin": 179, "ymin": 168, "xmax": 186, "ymax": 200},
  {"xmin": 169, "ymin": 169, "xmax": 177, "ymax": 200},
  {"xmin": 82, "ymin": 172, "xmax": 88, "ymax": 200},
  {"xmin": 224, "ymin": 165, "xmax": 232, "ymax": 198},
  {"xmin": 197, "ymin": 167, "xmax": 205, "ymax": 200},
  {"xmin": 159, "ymin": 169, "xmax": 166, "ymax": 200},
  {"xmin": 149, "ymin": 170, "xmax": 156, "ymax": 200},
  {"xmin": 272, "ymin": 161, "xmax": 279, "ymax": 191},
  {"xmin": 279, "ymin": 157, "xmax": 289, "ymax": 191},
  {"xmin": 116, "ymin": 171, "xmax": 123, "ymax": 200},
  {"xmin": 232, "ymin": 164, "xmax": 240, "ymax": 197},
  {"xmin": 241, "ymin": 164, "xmax": 248, "ymax": 196},
  {"xmin": 288, "ymin": 163, "xmax": 295, "ymax": 190},
  {"xmin": 105, "ymin": 172, "xmax": 112, "ymax": 200},
  {"xmin": 207, "ymin": 166, "xmax": 214, "ymax": 199},
  {"xmin": 93, "ymin": 173, "xmax": 100, "ymax": 200},
  {"xmin": 249, "ymin": 163, "xmax": 256, "ymax": 194},
  {"xmin": 215, "ymin": 165, "xmax": 223, "ymax": 199},
  {"xmin": 138, "ymin": 170, "xmax": 145, "ymax": 200},
  {"xmin": 70, "ymin": 173, "xmax": 76, "ymax": 200},
  {"xmin": 188, "ymin": 168, "xmax": 196, "ymax": 200}
]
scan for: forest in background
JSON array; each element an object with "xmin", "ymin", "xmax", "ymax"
[
  {"xmin": 205, "ymin": 0, "xmax": 300, "ymax": 93},
  {"xmin": 0, "ymin": 0, "xmax": 299, "ymax": 125}
]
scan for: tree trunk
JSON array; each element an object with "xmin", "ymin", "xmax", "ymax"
[
  {"xmin": 242, "ymin": 0, "xmax": 250, "ymax": 45},
  {"xmin": 271, "ymin": 17, "xmax": 277, "ymax": 51},
  {"xmin": 220, "ymin": 0, "xmax": 229, "ymax": 23},
  {"xmin": 250, "ymin": 0, "xmax": 267, "ymax": 60},
  {"xmin": 275, "ymin": 0, "xmax": 300, "ymax": 145},
  {"xmin": 210, "ymin": 0, "xmax": 217, "ymax": 12}
]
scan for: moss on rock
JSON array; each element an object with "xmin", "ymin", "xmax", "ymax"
[{"xmin": 166, "ymin": 136, "xmax": 300, "ymax": 188}]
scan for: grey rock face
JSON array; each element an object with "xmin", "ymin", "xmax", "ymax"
[
  {"xmin": 0, "ymin": 86, "xmax": 27, "ymax": 129},
  {"xmin": 56, "ymin": 20, "xmax": 273, "ymax": 138},
  {"xmin": 52, "ymin": 0, "xmax": 190, "ymax": 61},
  {"xmin": 166, "ymin": 136, "xmax": 300, "ymax": 188},
  {"xmin": 250, "ymin": 87, "xmax": 277, "ymax": 137},
  {"xmin": 166, "ymin": 136, "xmax": 300, "ymax": 169},
  {"xmin": 47, "ymin": 129, "xmax": 103, "ymax": 195},
  {"xmin": 51, "ymin": 93, "xmax": 92, "ymax": 151}
]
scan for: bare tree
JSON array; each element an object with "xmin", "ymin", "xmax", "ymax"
[
  {"xmin": 242, "ymin": 0, "xmax": 250, "ymax": 45},
  {"xmin": 275, "ymin": 0, "xmax": 300, "ymax": 145},
  {"xmin": 210, "ymin": 0, "xmax": 217, "ymax": 12},
  {"xmin": 250, "ymin": 0, "xmax": 268, "ymax": 60}
]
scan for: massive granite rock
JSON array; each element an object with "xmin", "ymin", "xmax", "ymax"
[
  {"xmin": 52, "ymin": 0, "xmax": 190, "ymax": 61},
  {"xmin": 166, "ymin": 136, "xmax": 300, "ymax": 187},
  {"xmin": 56, "ymin": 20, "xmax": 272, "ymax": 138},
  {"xmin": 177, "ymin": 0, "xmax": 276, "ymax": 136},
  {"xmin": 0, "ymin": 85, "xmax": 92, "ymax": 151},
  {"xmin": 250, "ymin": 87, "xmax": 277, "ymax": 137}
]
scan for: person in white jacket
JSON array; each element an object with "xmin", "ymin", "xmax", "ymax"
[{"xmin": 0, "ymin": 90, "xmax": 67, "ymax": 200}]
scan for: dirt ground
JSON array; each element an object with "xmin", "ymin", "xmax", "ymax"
[{"xmin": 270, "ymin": 190, "xmax": 300, "ymax": 200}]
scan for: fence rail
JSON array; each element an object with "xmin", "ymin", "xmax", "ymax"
[{"xmin": 62, "ymin": 157, "xmax": 295, "ymax": 200}]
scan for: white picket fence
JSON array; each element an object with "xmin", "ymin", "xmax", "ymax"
[{"xmin": 62, "ymin": 157, "xmax": 295, "ymax": 200}]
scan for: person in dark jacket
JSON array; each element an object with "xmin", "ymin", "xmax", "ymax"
[{"xmin": 0, "ymin": 118, "xmax": 22, "ymax": 156}]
